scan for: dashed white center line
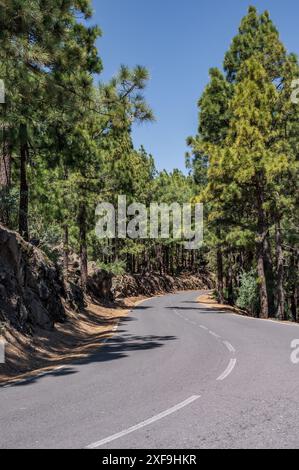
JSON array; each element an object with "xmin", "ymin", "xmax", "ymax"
[
  {"xmin": 217, "ymin": 358, "xmax": 237, "ymax": 381},
  {"xmin": 173, "ymin": 307, "xmax": 237, "ymax": 382},
  {"xmin": 223, "ymin": 341, "xmax": 236, "ymax": 354},
  {"xmin": 209, "ymin": 331, "xmax": 221, "ymax": 339}
]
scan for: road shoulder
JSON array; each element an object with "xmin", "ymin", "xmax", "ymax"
[
  {"xmin": 0, "ymin": 296, "xmax": 145, "ymax": 386},
  {"xmin": 197, "ymin": 292, "xmax": 299, "ymax": 328}
]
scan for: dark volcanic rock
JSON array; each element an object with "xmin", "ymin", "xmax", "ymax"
[
  {"xmin": 87, "ymin": 269, "xmax": 113, "ymax": 301},
  {"xmin": 112, "ymin": 272, "xmax": 213, "ymax": 299},
  {"xmin": 0, "ymin": 224, "xmax": 66, "ymax": 333}
]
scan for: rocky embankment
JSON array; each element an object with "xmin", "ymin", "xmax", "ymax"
[
  {"xmin": 112, "ymin": 272, "xmax": 213, "ymax": 298},
  {"xmin": 0, "ymin": 224, "xmax": 66, "ymax": 333},
  {"xmin": 0, "ymin": 224, "xmax": 212, "ymax": 337}
]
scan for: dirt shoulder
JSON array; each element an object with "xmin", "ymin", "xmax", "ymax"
[
  {"xmin": 0, "ymin": 296, "xmax": 145, "ymax": 385},
  {"xmin": 197, "ymin": 292, "xmax": 248, "ymax": 315},
  {"xmin": 197, "ymin": 293, "xmax": 299, "ymax": 327}
]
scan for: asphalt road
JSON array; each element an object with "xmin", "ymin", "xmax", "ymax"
[{"xmin": 1, "ymin": 290, "xmax": 299, "ymax": 449}]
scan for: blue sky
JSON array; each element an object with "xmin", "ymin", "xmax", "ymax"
[{"xmin": 91, "ymin": 0, "xmax": 298, "ymax": 172}]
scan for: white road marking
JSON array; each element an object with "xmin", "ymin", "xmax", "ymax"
[
  {"xmin": 173, "ymin": 305, "xmax": 238, "ymax": 383},
  {"xmin": 223, "ymin": 341, "xmax": 236, "ymax": 354},
  {"xmin": 209, "ymin": 331, "xmax": 221, "ymax": 339},
  {"xmin": 217, "ymin": 358, "xmax": 237, "ymax": 381},
  {"xmin": 85, "ymin": 395, "xmax": 200, "ymax": 449}
]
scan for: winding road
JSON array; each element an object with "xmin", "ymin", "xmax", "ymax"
[{"xmin": 1, "ymin": 290, "xmax": 299, "ymax": 449}]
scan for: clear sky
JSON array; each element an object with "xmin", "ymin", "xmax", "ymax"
[{"xmin": 91, "ymin": 0, "xmax": 298, "ymax": 172}]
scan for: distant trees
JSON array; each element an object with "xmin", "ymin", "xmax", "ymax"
[{"xmin": 188, "ymin": 6, "xmax": 298, "ymax": 320}]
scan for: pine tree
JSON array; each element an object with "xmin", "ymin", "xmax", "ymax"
[
  {"xmin": 188, "ymin": 6, "xmax": 298, "ymax": 319},
  {"xmin": 187, "ymin": 68, "xmax": 231, "ymax": 302}
]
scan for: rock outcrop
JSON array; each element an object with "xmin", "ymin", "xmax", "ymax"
[
  {"xmin": 112, "ymin": 272, "xmax": 213, "ymax": 299},
  {"xmin": 87, "ymin": 269, "xmax": 113, "ymax": 302},
  {"xmin": 0, "ymin": 224, "xmax": 66, "ymax": 333}
]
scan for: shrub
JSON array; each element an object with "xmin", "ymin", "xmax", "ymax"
[
  {"xmin": 96, "ymin": 260, "xmax": 126, "ymax": 276},
  {"xmin": 236, "ymin": 269, "xmax": 259, "ymax": 315}
]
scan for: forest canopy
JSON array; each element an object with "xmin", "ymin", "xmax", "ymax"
[{"xmin": 0, "ymin": 3, "xmax": 298, "ymax": 321}]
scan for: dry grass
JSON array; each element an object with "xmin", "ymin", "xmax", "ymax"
[{"xmin": 0, "ymin": 296, "xmax": 145, "ymax": 385}]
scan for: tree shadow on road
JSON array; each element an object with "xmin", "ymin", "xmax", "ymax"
[
  {"xmin": 6, "ymin": 317, "xmax": 177, "ymax": 388},
  {"xmin": 167, "ymin": 306, "xmax": 232, "ymax": 314}
]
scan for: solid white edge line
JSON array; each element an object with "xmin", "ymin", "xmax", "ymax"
[
  {"xmin": 217, "ymin": 358, "xmax": 237, "ymax": 381},
  {"xmin": 85, "ymin": 395, "xmax": 200, "ymax": 449}
]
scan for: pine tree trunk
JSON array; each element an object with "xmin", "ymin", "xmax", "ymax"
[
  {"xmin": 256, "ymin": 182, "xmax": 269, "ymax": 319},
  {"xmin": 78, "ymin": 203, "xmax": 88, "ymax": 291},
  {"xmin": 114, "ymin": 237, "xmax": 119, "ymax": 262},
  {"xmin": 175, "ymin": 245, "xmax": 179, "ymax": 273},
  {"xmin": 290, "ymin": 250, "xmax": 299, "ymax": 322},
  {"xmin": 257, "ymin": 249, "xmax": 269, "ymax": 318},
  {"xmin": 164, "ymin": 245, "xmax": 169, "ymax": 273},
  {"xmin": 0, "ymin": 153, "xmax": 11, "ymax": 188},
  {"xmin": 169, "ymin": 247, "xmax": 174, "ymax": 275},
  {"xmin": 227, "ymin": 259, "xmax": 234, "ymax": 305},
  {"xmin": 63, "ymin": 224, "xmax": 69, "ymax": 282},
  {"xmin": 216, "ymin": 248, "xmax": 224, "ymax": 303},
  {"xmin": 275, "ymin": 221, "xmax": 285, "ymax": 320},
  {"xmin": 264, "ymin": 235, "xmax": 275, "ymax": 317},
  {"xmin": 62, "ymin": 166, "xmax": 69, "ymax": 281},
  {"xmin": 19, "ymin": 125, "xmax": 29, "ymax": 241},
  {"xmin": 0, "ymin": 126, "xmax": 12, "ymax": 226},
  {"xmin": 159, "ymin": 245, "xmax": 163, "ymax": 275}
]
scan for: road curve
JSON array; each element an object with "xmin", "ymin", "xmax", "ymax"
[{"xmin": 1, "ymin": 290, "xmax": 299, "ymax": 449}]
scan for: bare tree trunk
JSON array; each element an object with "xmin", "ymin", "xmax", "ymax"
[
  {"xmin": 19, "ymin": 125, "xmax": 29, "ymax": 241},
  {"xmin": 275, "ymin": 221, "xmax": 285, "ymax": 320}
]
